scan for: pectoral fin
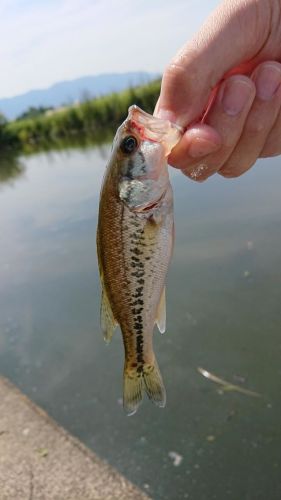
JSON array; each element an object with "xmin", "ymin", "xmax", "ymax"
[
  {"xmin": 101, "ymin": 288, "xmax": 118, "ymax": 343},
  {"xmin": 156, "ymin": 287, "xmax": 166, "ymax": 334}
]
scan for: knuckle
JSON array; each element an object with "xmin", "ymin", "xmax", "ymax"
[
  {"xmin": 260, "ymin": 129, "xmax": 281, "ymax": 157},
  {"xmin": 245, "ymin": 118, "xmax": 266, "ymax": 137},
  {"xmin": 219, "ymin": 168, "xmax": 241, "ymax": 179},
  {"xmin": 163, "ymin": 48, "xmax": 201, "ymax": 92},
  {"xmin": 260, "ymin": 144, "xmax": 281, "ymax": 158},
  {"xmin": 163, "ymin": 61, "xmax": 186, "ymax": 86},
  {"xmin": 219, "ymin": 158, "xmax": 256, "ymax": 178}
]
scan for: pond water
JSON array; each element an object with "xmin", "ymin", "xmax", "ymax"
[{"xmin": 0, "ymin": 145, "xmax": 280, "ymax": 500}]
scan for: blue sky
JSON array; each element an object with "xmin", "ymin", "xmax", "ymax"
[{"xmin": 0, "ymin": 0, "xmax": 220, "ymax": 98}]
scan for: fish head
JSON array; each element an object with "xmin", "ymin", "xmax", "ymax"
[{"xmin": 112, "ymin": 106, "xmax": 182, "ymax": 212}]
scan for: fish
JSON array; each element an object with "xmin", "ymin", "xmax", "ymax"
[{"xmin": 97, "ymin": 105, "xmax": 182, "ymax": 415}]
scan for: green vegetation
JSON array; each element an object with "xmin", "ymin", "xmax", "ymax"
[
  {"xmin": 16, "ymin": 106, "xmax": 54, "ymax": 121},
  {"xmin": 0, "ymin": 79, "xmax": 161, "ymax": 154}
]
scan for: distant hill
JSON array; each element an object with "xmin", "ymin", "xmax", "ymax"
[{"xmin": 0, "ymin": 72, "xmax": 159, "ymax": 121}]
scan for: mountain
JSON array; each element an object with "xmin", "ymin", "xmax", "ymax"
[{"xmin": 0, "ymin": 71, "xmax": 159, "ymax": 121}]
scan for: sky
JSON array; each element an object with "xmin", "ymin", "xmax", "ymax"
[{"xmin": 0, "ymin": 0, "xmax": 220, "ymax": 99}]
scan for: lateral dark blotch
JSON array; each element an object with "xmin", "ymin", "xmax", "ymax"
[
  {"xmin": 134, "ymin": 322, "xmax": 143, "ymax": 331},
  {"xmin": 132, "ymin": 307, "xmax": 143, "ymax": 314},
  {"xmin": 130, "ymin": 248, "xmax": 143, "ymax": 256},
  {"xmin": 131, "ymin": 270, "xmax": 145, "ymax": 278},
  {"xmin": 131, "ymin": 298, "xmax": 143, "ymax": 306},
  {"xmin": 129, "ymin": 219, "xmax": 140, "ymax": 228},
  {"xmin": 137, "ymin": 150, "xmax": 146, "ymax": 174},
  {"xmin": 132, "ymin": 262, "xmax": 144, "ymax": 269},
  {"xmin": 131, "ymin": 256, "xmax": 140, "ymax": 262},
  {"xmin": 126, "ymin": 159, "xmax": 135, "ymax": 179}
]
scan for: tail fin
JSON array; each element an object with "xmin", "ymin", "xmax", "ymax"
[{"xmin": 123, "ymin": 360, "xmax": 166, "ymax": 416}]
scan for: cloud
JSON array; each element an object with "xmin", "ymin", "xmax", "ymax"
[{"xmin": 0, "ymin": 0, "xmax": 219, "ymax": 98}]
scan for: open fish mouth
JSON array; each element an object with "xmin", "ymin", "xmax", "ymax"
[{"xmin": 127, "ymin": 105, "xmax": 183, "ymax": 149}]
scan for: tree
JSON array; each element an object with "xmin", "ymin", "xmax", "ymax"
[{"xmin": 0, "ymin": 112, "xmax": 7, "ymax": 127}]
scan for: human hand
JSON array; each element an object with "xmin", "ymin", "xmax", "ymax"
[{"xmin": 155, "ymin": 0, "xmax": 281, "ymax": 180}]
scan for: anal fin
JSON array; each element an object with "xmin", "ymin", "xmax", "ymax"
[{"xmin": 156, "ymin": 287, "xmax": 166, "ymax": 334}]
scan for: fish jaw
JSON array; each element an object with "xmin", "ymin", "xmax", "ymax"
[{"xmin": 127, "ymin": 105, "xmax": 183, "ymax": 155}]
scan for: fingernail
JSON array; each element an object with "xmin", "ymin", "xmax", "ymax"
[
  {"xmin": 188, "ymin": 137, "xmax": 220, "ymax": 158},
  {"xmin": 219, "ymin": 77, "xmax": 253, "ymax": 116},
  {"xmin": 253, "ymin": 63, "xmax": 281, "ymax": 101},
  {"xmin": 182, "ymin": 164, "xmax": 208, "ymax": 182}
]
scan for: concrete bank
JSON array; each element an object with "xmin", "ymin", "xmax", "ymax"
[{"xmin": 0, "ymin": 376, "xmax": 149, "ymax": 500}]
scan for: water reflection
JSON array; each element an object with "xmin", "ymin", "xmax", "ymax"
[
  {"xmin": 0, "ymin": 153, "xmax": 25, "ymax": 184},
  {"xmin": 0, "ymin": 146, "xmax": 280, "ymax": 500}
]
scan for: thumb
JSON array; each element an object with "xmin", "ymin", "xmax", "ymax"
[{"xmin": 156, "ymin": 0, "xmax": 274, "ymax": 127}]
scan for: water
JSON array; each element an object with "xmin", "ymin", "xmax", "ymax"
[{"xmin": 0, "ymin": 146, "xmax": 280, "ymax": 500}]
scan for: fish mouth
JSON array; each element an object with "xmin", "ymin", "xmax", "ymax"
[{"xmin": 127, "ymin": 105, "xmax": 183, "ymax": 152}]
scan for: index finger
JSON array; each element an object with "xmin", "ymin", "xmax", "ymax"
[{"xmin": 156, "ymin": 0, "xmax": 273, "ymax": 127}]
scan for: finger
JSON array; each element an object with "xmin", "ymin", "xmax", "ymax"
[
  {"xmin": 260, "ymin": 106, "xmax": 281, "ymax": 157},
  {"xmin": 156, "ymin": 0, "xmax": 275, "ymax": 126},
  {"xmin": 177, "ymin": 75, "xmax": 256, "ymax": 180},
  {"xmin": 219, "ymin": 62, "xmax": 281, "ymax": 177},
  {"xmin": 167, "ymin": 123, "xmax": 222, "ymax": 170}
]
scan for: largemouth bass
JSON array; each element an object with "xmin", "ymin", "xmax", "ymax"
[{"xmin": 97, "ymin": 105, "xmax": 182, "ymax": 415}]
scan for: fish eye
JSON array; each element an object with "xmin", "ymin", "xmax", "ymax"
[{"xmin": 120, "ymin": 135, "xmax": 138, "ymax": 155}]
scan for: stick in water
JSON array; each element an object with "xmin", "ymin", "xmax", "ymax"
[{"xmin": 197, "ymin": 367, "xmax": 262, "ymax": 398}]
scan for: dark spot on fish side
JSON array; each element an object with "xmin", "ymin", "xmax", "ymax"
[
  {"xmin": 134, "ymin": 323, "xmax": 143, "ymax": 331},
  {"xmin": 137, "ymin": 150, "xmax": 146, "ymax": 175},
  {"xmin": 131, "ymin": 271, "xmax": 144, "ymax": 278},
  {"xmin": 127, "ymin": 159, "xmax": 135, "ymax": 179},
  {"xmin": 129, "ymin": 220, "xmax": 141, "ymax": 228},
  {"xmin": 132, "ymin": 299, "xmax": 144, "ymax": 306},
  {"xmin": 130, "ymin": 247, "xmax": 143, "ymax": 256},
  {"xmin": 131, "ymin": 261, "xmax": 144, "ymax": 269},
  {"xmin": 131, "ymin": 255, "xmax": 140, "ymax": 262},
  {"xmin": 132, "ymin": 307, "xmax": 143, "ymax": 315}
]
